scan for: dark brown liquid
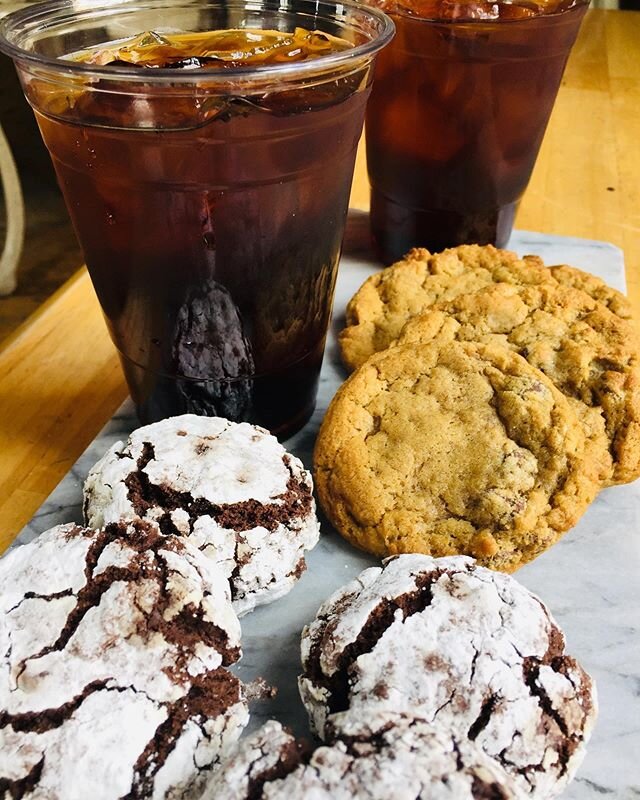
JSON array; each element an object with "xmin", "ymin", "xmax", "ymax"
[
  {"xmin": 365, "ymin": 1, "xmax": 588, "ymax": 263},
  {"xmin": 33, "ymin": 30, "xmax": 369, "ymax": 437}
]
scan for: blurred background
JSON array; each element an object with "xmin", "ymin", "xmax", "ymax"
[{"xmin": 0, "ymin": 0, "xmax": 81, "ymax": 342}]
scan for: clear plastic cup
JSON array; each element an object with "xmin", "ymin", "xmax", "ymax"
[
  {"xmin": 365, "ymin": 0, "xmax": 588, "ymax": 263},
  {"xmin": 0, "ymin": 0, "xmax": 393, "ymax": 436}
]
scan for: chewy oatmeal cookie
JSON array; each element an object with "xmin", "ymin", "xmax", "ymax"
[
  {"xmin": 298, "ymin": 555, "xmax": 597, "ymax": 799},
  {"xmin": 338, "ymin": 244, "xmax": 556, "ymax": 370},
  {"xmin": 314, "ymin": 340, "xmax": 599, "ymax": 571},
  {"xmin": 206, "ymin": 718, "xmax": 526, "ymax": 800},
  {"xmin": 84, "ymin": 414, "xmax": 320, "ymax": 616},
  {"xmin": 0, "ymin": 521, "xmax": 248, "ymax": 800},
  {"xmin": 396, "ymin": 282, "xmax": 640, "ymax": 485}
]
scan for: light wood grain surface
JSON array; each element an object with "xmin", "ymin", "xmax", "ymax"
[{"xmin": 1, "ymin": 9, "xmax": 638, "ymax": 553}]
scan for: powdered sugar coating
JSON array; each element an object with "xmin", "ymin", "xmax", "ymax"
[
  {"xmin": 206, "ymin": 718, "xmax": 527, "ymax": 799},
  {"xmin": 0, "ymin": 522, "xmax": 248, "ymax": 799},
  {"xmin": 83, "ymin": 415, "xmax": 320, "ymax": 616},
  {"xmin": 299, "ymin": 555, "xmax": 597, "ymax": 799},
  {"xmin": 204, "ymin": 721, "xmax": 305, "ymax": 800}
]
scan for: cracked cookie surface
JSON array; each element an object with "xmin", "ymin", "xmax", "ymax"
[
  {"xmin": 84, "ymin": 414, "xmax": 320, "ymax": 616},
  {"xmin": 298, "ymin": 555, "xmax": 597, "ymax": 799},
  {"xmin": 314, "ymin": 340, "xmax": 599, "ymax": 571},
  {"xmin": 549, "ymin": 264, "xmax": 634, "ymax": 323},
  {"xmin": 397, "ymin": 282, "xmax": 640, "ymax": 485},
  {"xmin": 339, "ymin": 245, "xmax": 556, "ymax": 371},
  {"xmin": 206, "ymin": 718, "xmax": 527, "ymax": 799},
  {"xmin": 0, "ymin": 521, "xmax": 248, "ymax": 799}
]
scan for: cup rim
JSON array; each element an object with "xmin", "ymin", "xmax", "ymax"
[
  {"xmin": 388, "ymin": 0, "xmax": 588, "ymax": 24},
  {"xmin": 0, "ymin": 0, "xmax": 395, "ymax": 83}
]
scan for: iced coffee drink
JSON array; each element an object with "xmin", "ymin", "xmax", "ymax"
[
  {"xmin": 365, "ymin": 0, "xmax": 588, "ymax": 262},
  {"xmin": 0, "ymin": 2, "xmax": 393, "ymax": 437}
]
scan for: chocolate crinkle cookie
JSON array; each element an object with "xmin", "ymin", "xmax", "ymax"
[
  {"xmin": 83, "ymin": 414, "xmax": 320, "ymax": 616},
  {"xmin": 204, "ymin": 718, "xmax": 526, "ymax": 800},
  {"xmin": 0, "ymin": 521, "xmax": 248, "ymax": 800},
  {"xmin": 204, "ymin": 717, "xmax": 527, "ymax": 799},
  {"xmin": 298, "ymin": 554, "xmax": 597, "ymax": 799}
]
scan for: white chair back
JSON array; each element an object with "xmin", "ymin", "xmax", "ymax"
[
  {"xmin": 0, "ymin": 1, "xmax": 33, "ymax": 295},
  {"xmin": 0, "ymin": 122, "xmax": 24, "ymax": 295}
]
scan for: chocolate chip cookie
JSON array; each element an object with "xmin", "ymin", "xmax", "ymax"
[
  {"xmin": 339, "ymin": 245, "xmax": 555, "ymax": 371},
  {"xmin": 0, "ymin": 521, "xmax": 248, "ymax": 800},
  {"xmin": 550, "ymin": 263, "xmax": 634, "ymax": 323},
  {"xmin": 299, "ymin": 555, "xmax": 597, "ymax": 799},
  {"xmin": 397, "ymin": 282, "xmax": 640, "ymax": 484},
  {"xmin": 314, "ymin": 340, "xmax": 599, "ymax": 571},
  {"xmin": 84, "ymin": 414, "xmax": 320, "ymax": 615}
]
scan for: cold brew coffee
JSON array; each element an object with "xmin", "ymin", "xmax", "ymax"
[{"xmin": 366, "ymin": 0, "xmax": 588, "ymax": 262}]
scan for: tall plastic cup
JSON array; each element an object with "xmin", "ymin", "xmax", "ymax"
[
  {"xmin": 0, "ymin": 0, "xmax": 393, "ymax": 437},
  {"xmin": 365, "ymin": 0, "xmax": 588, "ymax": 263}
]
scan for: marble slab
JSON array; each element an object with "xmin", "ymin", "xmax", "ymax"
[{"xmin": 14, "ymin": 219, "xmax": 640, "ymax": 799}]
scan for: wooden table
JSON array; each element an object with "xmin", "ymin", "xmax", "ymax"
[{"xmin": 1, "ymin": 9, "xmax": 638, "ymax": 553}]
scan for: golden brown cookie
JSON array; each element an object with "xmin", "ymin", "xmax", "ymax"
[
  {"xmin": 550, "ymin": 264, "xmax": 635, "ymax": 323},
  {"xmin": 339, "ymin": 245, "xmax": 556, "ymax": 371},
  {"xmin": 397, "ymin": 283, "xmax": 640, "ymax": 485},
  {"xmin": 314, "ymin": 341, "xmax": 600, "ymax": 572}
]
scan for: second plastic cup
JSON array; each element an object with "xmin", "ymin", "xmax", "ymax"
[
  {"xmin": 0, "ymin": 0, "xmax": 394, "ymax": 437},
  {"xmin": 366, "ymin": 0, "xmax": 588, "ymax": 263}
]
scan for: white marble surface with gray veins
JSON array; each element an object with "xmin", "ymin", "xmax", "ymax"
[
  {"xmin": 12, "ymin": 220, "xmax": 640, "ymax": 799},
  {"xmin": 83, "ymin": 415, "xmax": 320, "ymax": 617},
  {"xmin": 1, "ymin": 522, "xmax": 248, "ymax": 799}
]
